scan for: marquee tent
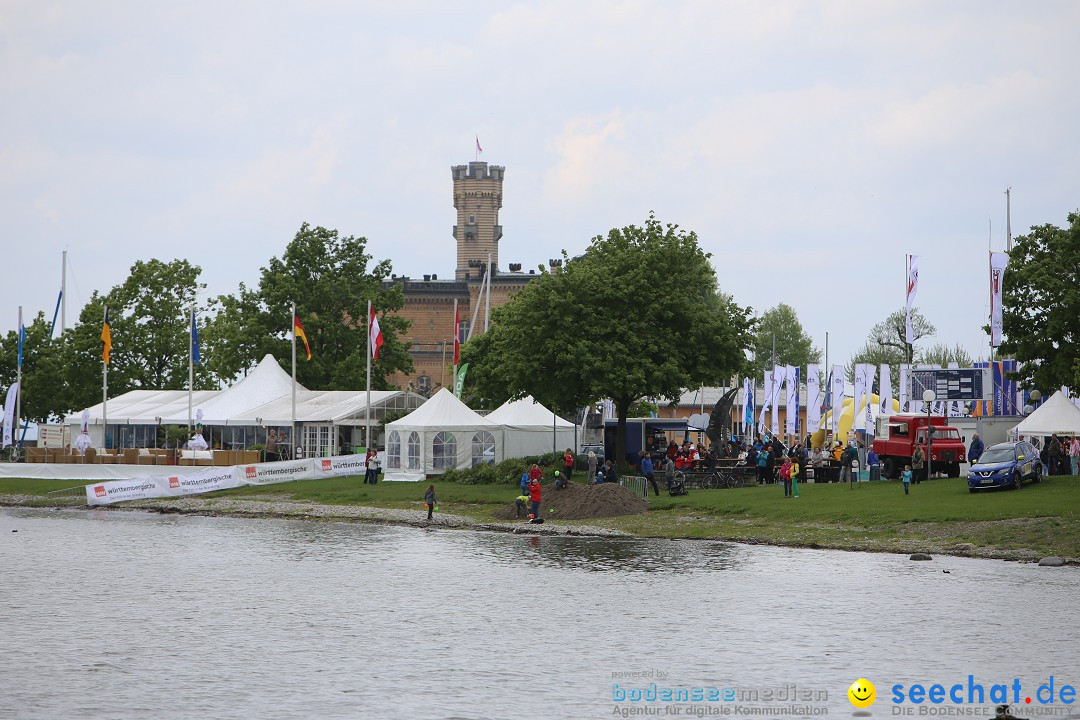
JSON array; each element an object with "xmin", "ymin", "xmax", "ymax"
[
  {"xmin": 486, "ymin": 396, "xmax": 574, "ymax": 458},
  {"xmin": 1011, "ymin": 390, "xmax": 1080, "ymax": 437},
  {"xmin": 383, "ymin": 388, "xmax": 503, "ymax": 481}
]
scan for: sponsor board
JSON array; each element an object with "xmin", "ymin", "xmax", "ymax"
[
  {"xmin": 313, "ymin": 453, "xmax": 366, "ymax": 478},
  {"xmin": 240, "ymin": 458, "xmax": 314, "ymax": 485},
  {"xmin": 86, "ymin": 477, "xmax": 167, "ymax": 505},
  {"xmin": 161, "ymin": 466, "xmax": 245, "ymax": 496}
]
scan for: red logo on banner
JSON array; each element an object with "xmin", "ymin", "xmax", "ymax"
[
  {"xmin": 245, "ymin": 466, "xmax": 257, "ymax": 479},
  {"xmin": 94, "ymin": 485, "xmax": 106, "ymax": 497},
  {"xmin": 992, "ymin": 268, "xmax": 1001, "ymax": 294},
  {"xmin": 168, "ymin": 476, "xmax": 180, "ymax": 488},
  {"xmin": 321, "ymin": 459, "xmax": 332, "ymax": 471}
]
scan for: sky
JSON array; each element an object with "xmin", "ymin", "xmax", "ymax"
[{"xmin": 3, "ymin": 0, "xmax": 1079, "ymax": 373}]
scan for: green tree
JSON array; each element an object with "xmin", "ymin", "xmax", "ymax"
[
  {"xmin": 461, "ymin": 213, "xmax": 754, "ymax": 466},
  {"xmin": 207, "ymin": 223, "xmax": 413, "ymax": 389},
  {"xmin": 750, "ymin": 303, "xmax": 821, "ymax": 377},
  {"xmin": 916, "ymin": 343, "xmax": 974, "ymax": 368},
  {"xmin": 998, "ymin": 211, "xmax": 1080, "ymax": 390},
  {"xmin": 0, "ymin": 312, "xmax": 69, "ymax": 423},
  {"xmin": 847, "ymin": 307, "xmax": 935, "ymax": 381}
]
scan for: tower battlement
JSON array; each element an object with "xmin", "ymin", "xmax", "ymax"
[{"xmin": 452, "ymin": 161, "xmax": 504, "ymax": 280}]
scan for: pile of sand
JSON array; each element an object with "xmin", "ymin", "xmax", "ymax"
[{"xmin": 492, "ymin": 481, "xmax": 648, "ymax": 520}]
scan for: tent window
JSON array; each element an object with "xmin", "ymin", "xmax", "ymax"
[
  {"xmin": 472, "ymin": 431, "xmax": 496, "ymax": 466},
  {"xmin": 432, "ymin": 431, "xmax": 456, "ymax": 470},
  {"xmin": 386, "ymin": 431, "xmax": 401, "ymax": 469},
  {"xmin": 407, "ymin": 432, "xmax": 421, "ymax": 469}
]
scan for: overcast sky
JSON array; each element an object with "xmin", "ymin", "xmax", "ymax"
[{"xmin": 3, "ymin": 1, "xmax": 1078, "ymax": 375}]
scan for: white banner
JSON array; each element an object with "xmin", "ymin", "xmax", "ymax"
[
  {"xmin": 790, "ymin": 367, "xmax": 799, "ymax": 433},
  {"xmin": 806, "ymin": 364, "xmax": 821, "ymax": 433},
  {"xmin": 899, "ymin": 364, "xmax": 911, "ymax": 413},
  {"xmin": 2, "ymin": 382, "xmax": 18, "ymax": 448},
  {"xmin": 854, "ymin": 364, "xmax": 867, "ymax": 427},
  {"xmin": 314, "ymin": 453, "xmax": 367, "ymax": 478},
  {"xmin": 906, "ymin": 254, "xmax": 919, "ymax": 344},
  {"xmin": 863, "ymin": 364, "xmax": 876, "ymax": 433},
  {"xmin": 990, "ymin": 251, "xmax": 1009, "ymax": 347},
  {"xmin": 163, "ymin": 467, "xmax": 245, "ymax": 497},
  {"xmin": 771, "ymin": 365, "xmax": 784, "ymax": 436},
  {"xmin": 831, "ymin": 364, "xmax": 845, "ymax": 437},
  {"xmin": 240, "ymin": 458, "xmax": 315, "ymax": 485},
  {"xmin": 879, "ymin": 364, "xmax": 892, "ymax": 416},
  {"xmin": 758, "ymin": 370, "xmax": 771, "ymax": 434},
  {"xmin": 87, "ymin": 477, "xmax": 167, "ymax": 505}
]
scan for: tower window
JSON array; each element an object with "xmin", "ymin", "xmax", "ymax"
[{"xmin": 468, "ymin": 214, "xmax": 476, "ymax": 225}]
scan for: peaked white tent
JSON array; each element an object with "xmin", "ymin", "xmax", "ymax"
[
  {"xmin": 486, "ymin": 396, "xmax": 574, "ymax": 458},
  {"xmin": 1012, "ymin": 390, "xmax": 1080, "ymax": 437},
  {"xmin": 383, "ymin": 388, "xmax": 503, "ymax": 481},
  {"xmin": 194, "ymin": 354, "xmax": 302, "ymax": 425}
]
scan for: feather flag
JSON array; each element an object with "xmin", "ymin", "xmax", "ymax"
[
  {"xmin": 101, "ymin": 306, "xmax": 112, "ymax": 365},
  {"xmin": 191, "ymin": 308, "xmax": 201, "ymax": 366},
  {"xmin": 453, "ymin": 303, "xmax": 460, "ymax": 366},
  {"xmin": 369, "ymin": 305, "xmax": 384, "ymax": 361},
  {"xmin": 906, "ymin": 255, "xmax": 919, "ymax": 344},
  {"xmin": 17, "ymin": 323, "xmax": 25, "ymax": 369},
  {"xmin": 294, "ymin": 313, "xmax": 311, "ymax": 361}
]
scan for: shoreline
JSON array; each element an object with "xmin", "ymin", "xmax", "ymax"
[{"xmin": 3, "ymin": 493, "xmax": 1074, "ymax": 565}]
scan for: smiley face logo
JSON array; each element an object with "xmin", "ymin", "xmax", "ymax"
[{"xmin": 848, "ymin": 678, "xmax": 876, "ymax": 708}]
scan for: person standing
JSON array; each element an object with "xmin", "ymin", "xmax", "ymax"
[
  {"xmin": 365, "ymin": 447, "xmax": 380, "ymax": 485},
  {"xmin": 528, "ymin": 463, "xmax": 543, "ymax": 483},
  {"xmin": 911, "ymin": 444, "xmax": 925, "ymax": 484},
  {"xmin": 664, "ymin": 454, "xmax": 675, "ymax": 492},
  {"xmin": 791, "ymin": 454, "xmax": 800, "ymax": 498},
  {"xmin": 639, "ymin": 451, "xmax": 658, "ymax": 496},
  {"xmin": 901, "ymin": 464, "xmax": 912, "ymax": 495},
  {"xmin": 528, "ymin": 477, "xmax": 542, "ymax": 520},
  {"xmin": 1070, "ymin": 436, "xmax": 1080, "ymax": 475},
  {"xmin": 756, "ymin": 445, "xmax": 770, "ymax": 485},
  {"xmin": 780, "ymin": 456, "xmax": 793, "ymax": 498},
  {"xmin": 587, "ymin": 451, "xmax": 598, "ymax": 483},
  {"xmin": 424, "ymin": 484, "xmax": 437, "ymax": 520},
  {"xmin": 840, "ymin": 442, "xmax": 858, "ymax": 484},
  {"xmin": 968, "ymin": 433, "xmax": 984, "ymax": 466},
  {"xmin": 563, "ymin": 448, "xmax": 575, "ymax": 479},
  {"xmin": 265, "ymin": 430, "xmax": 278, "ymax": 463}
]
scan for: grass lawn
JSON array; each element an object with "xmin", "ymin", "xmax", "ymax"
[{"xmin": 3, "ymin": 474, "xmax": 1078, "ymax": 559}]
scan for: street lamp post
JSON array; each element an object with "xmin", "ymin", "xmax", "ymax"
[{"xmin": 922, "ymin": 389, "xmax": 935, "ymax": 481}]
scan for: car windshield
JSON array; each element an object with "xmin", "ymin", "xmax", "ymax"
[{"xmin": 978, "ymin": 447, "xmax": 1015, "ymax": 464}]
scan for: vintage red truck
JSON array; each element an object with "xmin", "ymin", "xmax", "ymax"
[{"xmin": 872, "ymin": 414, "xmax": 967, "ymax": 479}]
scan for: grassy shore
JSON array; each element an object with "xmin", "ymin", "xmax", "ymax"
[{"xmin": 2, "ymin": 474, "xmax": 1078, "ymax": 561}]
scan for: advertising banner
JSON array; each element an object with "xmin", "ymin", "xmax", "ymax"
[
  {"xmin": 161, "ymin": 466, "xmax": 245, "ymax": 497},
  {"xmin": 879, "ymin": 364, "xmax": 892, "ymax": 416},
  {"xmin": 806, "ymin": 365, "xmax": 821, "ymax": 433},
  {"xmin": 239, "ymin": 458, "xmax": 314, "ymax": 485},
  {"xmin": 3, "ymin": 382, "xmax": 19, "ymax": 448},
  {"xmin": 990, "ymin": 251, "xmax": 1009, "ymax": 347},
  {"xmin": 87, "ymin": 477, "xmax": 167, "ymax": 506},
  {"xmin": 314, "ymin": 453, "xmax": 367, "ymax": 478},
  {"xmin": 831, "ymin": 364, "xmax": 845, "ymax": 436}
]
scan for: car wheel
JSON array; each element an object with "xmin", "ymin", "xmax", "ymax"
[
  {"xmin": 969, "ymin": 487, "xmax": 977, "ymax": 494},
  {"xmin": 1033, "ymin": 466, "xmax": 1042, "ymax": 483},
  {"xmin": 1012, "ymin": 471, "xmax": 1023, "ymax": 490}
]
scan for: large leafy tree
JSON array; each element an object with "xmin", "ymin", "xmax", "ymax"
[
  {"xmin": 998, "ymin": 211, "xmax": 1080, "ymax": 390},
  {"xmin": 462, "ymin": 212, "xmax": 754, "ymax": 465},
  {"xmin": 917, "ymin": 343, "xmax": 974, "ymax": 369},
  {"xmin": 847, "ymin": 307, "xmax": 935, "ymax": 381},
  {"xmin": 206, "ymin": 223, "xmax": 412, "ymax": 389},
  {"xmin": 0, "ymin": 312, "xmax": 69, "ymax": 423},
  {"xmin": 749, "ymin": 303, "xmax": 821, "ymax": 377}
]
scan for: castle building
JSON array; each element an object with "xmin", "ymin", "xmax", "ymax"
[{"xmin": 386, "ymin": 161, "xmax": 546, "ymax": 394}]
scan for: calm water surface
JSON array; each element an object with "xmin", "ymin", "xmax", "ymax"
[{"xmin": 2, "ymin": 507, "xmax": 1078, "ymax": 720}]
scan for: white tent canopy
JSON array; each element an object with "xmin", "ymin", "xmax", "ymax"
[
  {"xmin": 1012, "ymin": 390, "xmax": 1080, "ymax": 437},
  {"xmin": 486, "ymin": 395, "xmax": 574, "ymax": 458},
  {"xmin": 383, "ymin": 388, "xmax": 503, "ymax": 481},
  {"xmin": 194, "ymin": 354, "xmax": 302, "ymax": 425}
]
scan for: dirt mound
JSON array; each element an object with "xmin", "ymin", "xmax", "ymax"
[{"xmin": 492, "ymin": 481, "xmax": 648, "ymax": 520}]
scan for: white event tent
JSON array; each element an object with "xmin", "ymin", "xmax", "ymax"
[
  {"xmin": 486, "ymin": 396, "xmax": 575, "ymax": 458},
  {"xmin": 383, "ymin": 388, "xmax": 503, "ymax": 481},
  {"xmin": 1012, "ymin": 390, "xmax": 1080, "ymax": 437}
]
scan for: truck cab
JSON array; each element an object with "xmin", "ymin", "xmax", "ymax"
[{"xmin": 873, "ymin": 414, "xmax": 967, "ymax": 479}]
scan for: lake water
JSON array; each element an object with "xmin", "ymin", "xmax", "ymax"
[{"xmin": 2, "ymin": 507, "xmax": 1078, "ymax": 720}]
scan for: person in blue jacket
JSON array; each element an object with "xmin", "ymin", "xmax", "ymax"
[
  {"xmin": 969, "ymin": 433, "xmax": 984, "ymax": 465},
  {"xmin": 639, "ymin": 451, "xmax": 658, "ymax": 496}
]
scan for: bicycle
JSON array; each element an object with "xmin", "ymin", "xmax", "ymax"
[{"xmin": 700, "ymin": 468, "xmax": 745, "ymax": 489}]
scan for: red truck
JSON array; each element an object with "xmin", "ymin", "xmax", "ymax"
[{"xmin": 873, "ymin": 414, "xmax": 967, "ymax": 479}]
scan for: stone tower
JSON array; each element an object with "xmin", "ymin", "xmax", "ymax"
[{"xmin": 452, "ymin": 162, "xmax": 504, "ymax": 281}]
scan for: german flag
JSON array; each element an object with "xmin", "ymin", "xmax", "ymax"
[
  {"xmin": 294, "ymin": 313, "xmax": 311, "ymax": 361},
  {"xmin": 101, "ymin": 306, "xmax": 112, "ymax": 365}
]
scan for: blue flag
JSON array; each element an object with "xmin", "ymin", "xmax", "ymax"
[
  {"xmin": 17, "ymin": 324, "xmax": 25, "ymax": 369},
  {"xmin": 191, "ymin": 309, "xmax": 201, "ymax": 366}
]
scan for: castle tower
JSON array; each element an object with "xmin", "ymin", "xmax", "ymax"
[{"xmin": 452, "ymin": 161, "xmax": 504, "ymax": 281}]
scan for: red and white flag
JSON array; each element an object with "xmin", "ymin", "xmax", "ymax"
[
  {"xmin": 453, "ymin": 304, "xmax": 460, "ymax": 366},
  {"xmin": 905, "ymin": 254, "xmax": 919, "ymax": 344},
  {"xmin": 369, "ymin": 305, "xmax": 384, "ymax": 360},
  {"xmin": 475, "ymin": 136, "xmax": 483, "ymax": 154}
]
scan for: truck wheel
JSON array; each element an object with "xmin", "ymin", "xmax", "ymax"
[
  {"xmin": 947, "ymin": 464, "xmax": 960, "ymax": 478},
  {"xmin": 883, "ymin": 458, "xmax": 896, "ymax": 480}
]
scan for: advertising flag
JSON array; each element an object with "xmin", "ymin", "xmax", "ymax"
[
  {"xmin": 369, "ymin": 305, "xmax": 384, "ymax": 361},
  {"xmin": 758, "ymin": 370, "xmax": 771, "ymax": 434},
  {"xmin": 771, "ymin": 365, "xmax": 783, "ymax": 436},
  {"xmin": 454, "ymin": 363, "xmax": 468, "ymax": 399},
  {"xmin": 906, "ymin": 255, "xmax": 919, "ymax": 344},
  {"xmin": 17, "ymin": 324, "xmax": 25, "ymax": 369},
  {"xmin": 900, "ymin": 364, "xmax": 912, "ymax": 413},
  {"xmin": 990, "ymin": 252, "xmax": 1009, "ymax": 347},
  {"xmin": 785, "ymin": 365, "xmax": 798, "ymax": 435},
  {"xmin": 831, "ymin": 364, "xmax": 845, "ymax": 437},
  {"xmin": 453, "ymin": 304, "xmax": 461, "ymax": 366},
  {"xmin": 2, "ymin": 382, "xmax": 18, "ymax": 448},
  {"xmin": 293, "ymin": 313, "xmax": 311, "ymax": 361},
  {"xmin": 743, "ymin": 377, "xmax": 754, "ymax": 430},
  {"xmin": 863, "ymin": 364, "xmax": 876, "ymax": 433},
  {"xmin": 854, "ymin": 364, "xmax": 867, "ymax": 426},
  {"xmin": 101, "ymin": 306, "xmax": 112, "ymax": 365},
  {"xmin": 879, "ymin": 364, "xmax": 892, "ymax": 416},
  {"xmin": 806, "ymin": 365, "xmax": 821, "ymax": 433},
  {"xmin": 191, "ymin": 308, "xmax": 201, "ymax": 366}
]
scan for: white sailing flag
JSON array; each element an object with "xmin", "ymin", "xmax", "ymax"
[
  {"xmin": 990, "ymin": 251, "xmax": 1009, "ymax": 347},
  {"xmin": 906, "ymin": 254, "xmax": 919, "ymax": 344},
  {"xmin": 806, "ymin": 364, "xmax": 822, "ymax": 433},
  {"xmin": 2, "ymin": 382, "xmax": 18, "ymax": 448}
]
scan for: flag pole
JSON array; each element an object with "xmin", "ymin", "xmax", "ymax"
[
  {"xmin": 16, "ymin": 306, "xmax": 23, "ymax": 448},
  {"xmin": 291, "ymin": 301, "xmax": 297, "ymax": 459},
  {"xmin": 365, "ymin": 300, "xmax": 372, "ymax": 453},
  {"xmin": 188, "ymin": 305, "xmax": 194, "ymax": 434},
  {"xmin": 452, "ymin": 298, "xmax": 458, "ymax": 395},
  {"xmin": 102, "ymin": 306, "xmax": 108, "ymax": 451}
]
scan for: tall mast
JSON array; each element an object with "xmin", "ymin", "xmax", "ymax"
[
  {"xmin": 1005, "ymin": 187, "xmax": 1013, "ymax": 252},
  {"xmin": 61, "ymin": 251, "xmax": 67, "ymax": 334}
]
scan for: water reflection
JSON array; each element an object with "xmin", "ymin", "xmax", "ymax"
[{"xmin": 515, "ymin": 536, "xmax": 741, "ymax": 573}]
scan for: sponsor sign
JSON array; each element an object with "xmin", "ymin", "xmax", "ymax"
[
  {"xmin": 86, "ymin": 477, "xmax": 167, "ymax": 505},
  {"xmin": 161, "ymin": 466, "xmax": 244, "ymax": 497},
  {"xmin": 241, "ymin": 458, "xmax": 315, "ymax": 485},
  {"xmin": 313, "ymin": 453, "xmax": 366, "ymax": 478}
]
